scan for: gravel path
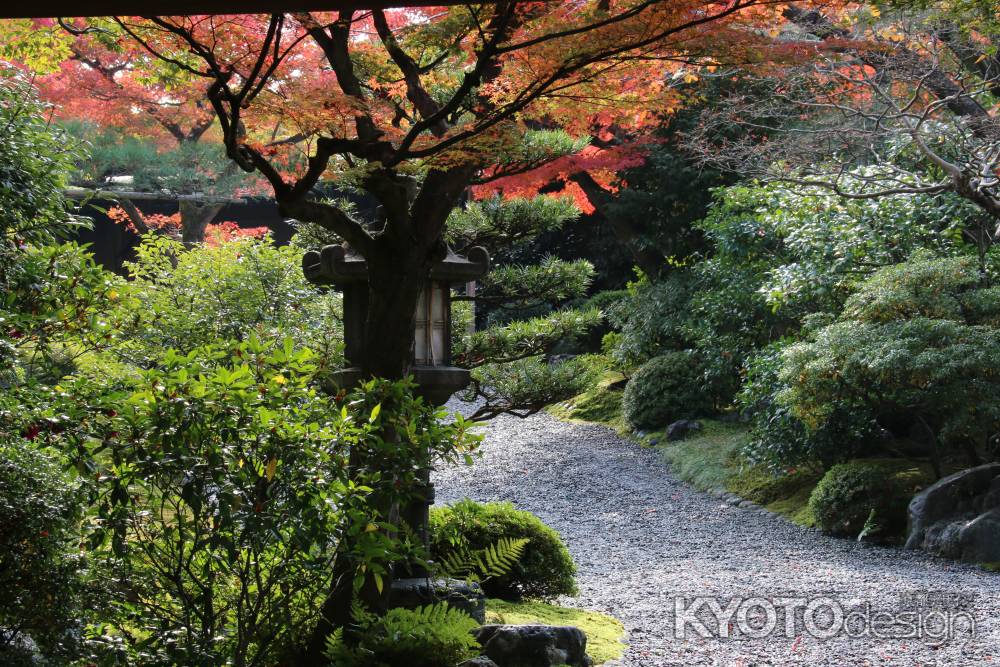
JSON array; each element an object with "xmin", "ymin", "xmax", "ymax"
[{"xmin": 433, "ymin": 410, "xmax": 999, "ymax": 667}]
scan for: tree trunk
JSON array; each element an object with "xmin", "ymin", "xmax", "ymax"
[
  {"xmin": 360, "ymin": 254, "xmax": 428, "ymax": 379},
  {"xmin": 301, "ymin": 169, "xmax": 469, "ymax": 664},
  {"xmin": 569, "ymin": 171, "xmax": 668, "ymax": 279},
  {"xmin": 117, "ymin": 197, "xmax": 150, "ymax": 235},
  {"xmin": 301, "ymin": 237, "xmax": 436, "ymax": 667},
  {"xmin": 918, "ymin": 416, "xmax": 944, "ymax": 480},
  {"xmin": 179, "ymin": 201, "xmax": 224, "ymax": 245}
]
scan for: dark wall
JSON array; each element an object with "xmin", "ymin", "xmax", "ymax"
[
  {"xmin": 74, "ymin": 187, "xmax": 384, "ymax": 274},
  {"xmin": 74, "ymin": 197, "xmax": 294, "ymax": 273}
]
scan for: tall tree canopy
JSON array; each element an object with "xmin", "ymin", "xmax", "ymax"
[
  {"xmin": 689, "ymin": 0, "xmax": 1000, "ymax": 256},
  {"xmin": 0, "ymin": 19, "xmax": 260, "ymax": 241},
  {"xmin": 38, "ymin": 20, "xmax": 216, "ymax": 145},
  {"xmin": 85, "ymin": 2, "xmax": 791, "ymax": 379}
]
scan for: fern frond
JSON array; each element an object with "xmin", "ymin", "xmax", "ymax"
[
  {"xmin": 476, "ymin": 537, "xmax": 529, "ymax": 579},
  {"xmin": 437, "ymin": 536, "xmax": 530, "ymax": 582},
  {"xmin": 350, "ymin": 599, "xmax": 376, "ymax": 626},
  {"xmin": 439, "ymin": 549, "xmax": 478, "ymax": 577},
  {"xmin": 323, "ymin": 628, "xmax": 345, "ymax": 660}
]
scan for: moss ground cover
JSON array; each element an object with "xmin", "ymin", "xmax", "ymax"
[{"xmin": 485, "ymin": 599, "xmax": 626, "ymax": 665}]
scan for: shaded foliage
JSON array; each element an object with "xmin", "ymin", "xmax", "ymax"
[{"xmin": 622, "ymin": 351, "xmax": 713, "ymax": 430}]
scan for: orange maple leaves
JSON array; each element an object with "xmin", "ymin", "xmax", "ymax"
[{"xmin": 108, "ymin": 206, "xmax": 268, "ymax": 245}]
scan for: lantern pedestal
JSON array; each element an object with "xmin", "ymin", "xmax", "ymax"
[{"xmin": 303, "ymin": 241, "xmax": 490, "ymax": 613}]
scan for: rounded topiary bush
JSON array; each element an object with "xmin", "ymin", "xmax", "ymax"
[
  {"xmin": 622, "ymin": 351, "xmax": 711, "ymax": 430},
  {"xmin": 429, "ymin": 499, "xmax": 577, "ymax": 600},
  {"xmin": 808, "ymin": 460, "xmax": 913, "ymax": 539}
]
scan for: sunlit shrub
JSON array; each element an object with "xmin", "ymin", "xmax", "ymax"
[{"xmin": 430, "ymin": 499, "xmax": 577, "ymax": 601}]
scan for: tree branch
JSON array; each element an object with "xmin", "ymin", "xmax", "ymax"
[
  {"xmin": 371, "ymin": 9, "xmax": 447, "ymax": 137},
  {"xmin": 278, "ymin": 198, "xmax": 374, "ymax": 256}
]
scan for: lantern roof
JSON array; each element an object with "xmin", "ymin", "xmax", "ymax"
[{"xmin": 303, "ymin": 243, "xmax": 489, "ymax": 286}]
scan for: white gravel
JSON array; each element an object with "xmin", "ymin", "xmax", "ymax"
[{"xmin": 433, "ymin": 409, "xmax": 1000, "ymax": 667}]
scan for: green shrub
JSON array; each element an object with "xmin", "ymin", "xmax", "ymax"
[
  {"xmin": 781, "ymin": 255, "xmax": 1000, "ymax": 470},
  {"xmin": 3, "ymin": 243, "xmax": 125, "ymax": 386},
  {"xmin": 53, "ymin": 338, "xmax": 482, "ymax": 666},
  {"xmin": 606, "ymin": 275, "xmax": 694, "ymax": 368},
  {"xmin": 0, "ymin": 67, "xmax": 85, "ymax": 279},
  {"xmin": 738, "ymin": 342, "xmax": 879, "ymax": 471},
  {"xmin": 808, "ymin": 460, "xmax": 916, "ymax": 538},
  {"xmin": 430, "ymin": 499, "xmax": 577, "ymax": 600},
  {"xmin": 0, "ymin": 440, "xmax": 84, "ymax": 660},
  {"xmin": 325, "ymin": 603, "xmax": 481, "ymax": 667},
  {"xmin": 841, "ymin": 253, "xmax": 982, "ymax": 324},
  {"xmin": 697, "ymin": 179, "xmax": 967, "ymax": 316},
  {"xmin": 581, "ymin": 289, "xmax": 631, "ymax": 318},
  {"xmin": 115, "ymin": 234, "xmax": 344, "ymax": 375},
  {"xmin": 622, "ymin": 351, "xmax": 712, "ymax": 430}
]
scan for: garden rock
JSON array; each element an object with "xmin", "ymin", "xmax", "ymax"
[
  {"xmin": 473, "ymin": 624, "xmax": 591, "ymax": 667},
  {"xmin": 905, "ymin": 463, "xmax": 1000, "ymax": 563},
  {"xmin": 389, "ymin": 577, "xmax": 486, "ymax": 623},
  {"xmin": 547, "ymin": 354, "xmax": 578, "ymax": 366},
  {"xmin": 666, "ymin": 419, "xmax": 702, "ymax": 441},
  {"xmin": 458, "ymin": 658, "xmax": 500, "ymax": 667}
]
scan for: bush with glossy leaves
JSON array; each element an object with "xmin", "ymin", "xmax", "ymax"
[
  {"xmin": 49, "ymin": 337, "xmax": 480, "ymax": 666},
  {"xmin": 0, "ymin": 68, "xmax": 87, "ymax": 280},
  {"xmin": 0, "ymin": 439, "xmax": 85, "ymax": 662}
]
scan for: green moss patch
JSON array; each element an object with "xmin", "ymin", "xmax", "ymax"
[
  {"xmin": 484, "ymin": 599, "xmax": 626, "ymax": 665},
  {"xmin": 727, "ymin": 467, "xmax": 819, "ymax": 505},
  {"xmin": 657, "ymin": 420, "xmax": 747, "ymax": 491},
  {"xmin": 548, "ymin": 371, "xmax": 628, "ymax": 435},
  {"xmin": 655, "ymin": 421, "xmax": 821, "ymax": 527},
  {"xmin": 765, "ymin": 485, "xmax": 817, "ymax": 527}
]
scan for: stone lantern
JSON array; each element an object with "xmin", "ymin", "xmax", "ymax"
[
  {"xmin": 301, "ymin": 243, "xmax": 490, "ymax": 402},
  {"xmin": 302, "ymin": 242, "xmax": 491, "ymax": 616}
]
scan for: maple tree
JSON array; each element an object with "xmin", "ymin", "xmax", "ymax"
[
  {"xmin": 479, "ymin": 79, "xmax": 756, "ymax": 279},
  {"xmin": 40, "ymin": 21, "xmax": 215, "ymax": 145},
  {"xmin": 1, "ymin": 19, "xmax": 254, "ymax": 241},
  {"xmin": 463, "ymin": 22, "xmax": 795, "ymax": 278},
  {"xmin": 97, "ymin": 2, "xmax": 791, "ymax": 382}
]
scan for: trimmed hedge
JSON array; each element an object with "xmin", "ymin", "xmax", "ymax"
[
  {"xmin": 808, "ymin": 459, "xmax": 925, "ymax": 539},
  {"xmin": 622, "ymin": 351, "xmax": 711, "ymax": 430},
  {"xmin": 430, "ymin": 499, "xmax": 577, "ymax": 600}
]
